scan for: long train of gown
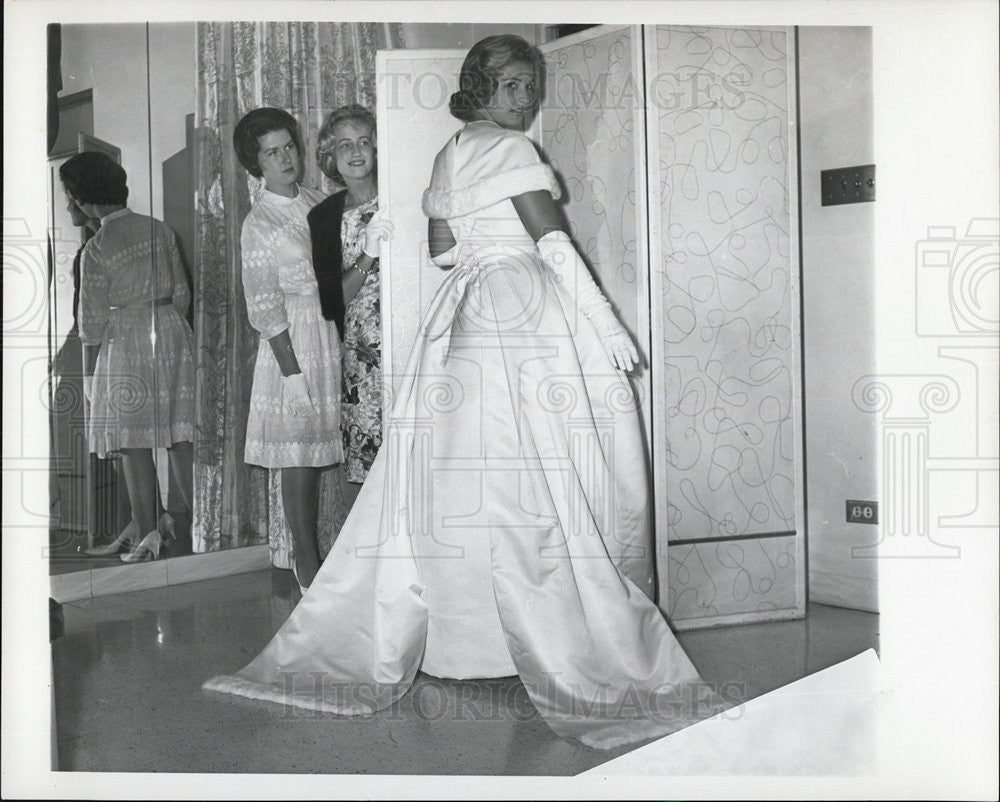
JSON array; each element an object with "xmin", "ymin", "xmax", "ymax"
[{"xmin": 204, "ymin": 244, "xmax": 726, "ymax": 749}]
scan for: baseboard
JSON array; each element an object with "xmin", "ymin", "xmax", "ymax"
[
  {"xmin": 808, "ymin": 568, "xmax": 879, "ymax": 612},
  {"xmin": 671, "ymin": 605, "xmax": 806, "ymax": 631},
  {"xmin": 49, "ymin": 544, "xmax": 271, "ymax": 603},
  {"xmin": 165, "ymin": 545, "xmax": 271, "ymax": 586}
]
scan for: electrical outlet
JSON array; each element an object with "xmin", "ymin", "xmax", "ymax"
[
  {"xmin": 846, "ymin": 500, "xmax": 878, "ymax": 524},
  {"xmin": 821, "ymin": 165, "xmax": 876, "ymax": 206}
]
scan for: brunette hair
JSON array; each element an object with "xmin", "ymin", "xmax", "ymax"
[
  {"xmin": 449, "ymin": 35, "xmax": 544, "ymax": 122},
  {"xmin": 59, "ymin": 151, "xmax": 129, "ymax": 206},
  {"xmin": 233, "ymin": 107, "xmax": 302, "ymax": 178}
]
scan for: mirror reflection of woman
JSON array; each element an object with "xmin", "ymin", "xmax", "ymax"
[
  {"xmin": 60, "ymin": 151, "xmax": 195, "ymax": 562},
  {"xmin": 308, "ymin": 105, "xmax": 392, "ymax": 510},
  {"xmin": 233, "ymin": 107, "xmax": 343, "ymax": 592}
]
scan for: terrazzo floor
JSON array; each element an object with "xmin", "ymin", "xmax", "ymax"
[{"xmin": 52, "ymin": 568, "xmax": 879, "ymax": 775}]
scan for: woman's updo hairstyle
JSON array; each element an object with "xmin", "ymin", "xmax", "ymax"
[
  {"xmin": 449, "ymin": 35, "xmax": 544, "ymax": 122},
  {"xmin": 233, "ymin": 107, "xmax": 302, "ymax": 178},
  {"xmin": 316, "ymin": 104, "xmax": 377, "ymax": 185},
  {"xmin": 59, "ymin": 151, "xmax": 129, "ymax": 206}
]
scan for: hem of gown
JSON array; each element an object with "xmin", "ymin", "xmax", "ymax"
[
  {"xmin": 202, "ymin": 674, "xmax": 405, "ymax": 717},
  {"xmin": 418, "ymin": 667, "xmax": 519, "ymax": 681},
  {"xmin": 202, "ymin": 672, "xmax": 725, "ymax": 750},
  {"xmin": 572, "ymin": 709, "xmax": 710, "ymax": 751},
  {"xmin": 244, "ymin": 458, "xmax": 344, "ymax": 469},
  {"xmin": 559, "ymin": 692, "xmax": 730, "ymax": 751},
  {"xmin": 244, "ymin": 448, "xmax": 344, "ymax": 469}
]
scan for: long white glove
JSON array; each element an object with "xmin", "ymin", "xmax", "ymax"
[
  {"xmin": 282, "ymin": 372, "xmax": 316, "ymax": 417},
  {"xmin": 361, "ymin": 207, "xmax": 395, "ymax": 259},
  {"xmin": 83, "ymin": 374, "xmax": 94, "ymax": 405},
  {"xmin": 536, "ymin": 230, "xmax": 639, "ymax": 372}
]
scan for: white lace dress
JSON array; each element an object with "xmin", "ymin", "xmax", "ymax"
[{"xmin": 241, "ymin": 185, "xmax": 343, "ymax": 468}]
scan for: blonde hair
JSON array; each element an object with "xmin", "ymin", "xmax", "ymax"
[{"xmin": 316, "ymin": 104, "xmax": 377, "ymax": 184}]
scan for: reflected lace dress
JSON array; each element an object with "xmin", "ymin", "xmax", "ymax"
[
  {"xmin": 205, "ymin": 121, "xmax": 724, "ymax": 749},
  {"xmin": 78, "ymin": 208, "xmax": 194, "ymax": 456}
]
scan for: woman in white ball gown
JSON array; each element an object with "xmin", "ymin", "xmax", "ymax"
[{"xmin": 205, "ymin": 35, "xmax": 723, "ymax": 750}]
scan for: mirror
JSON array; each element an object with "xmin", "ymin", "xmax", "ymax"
[
  {"xmin": 45, "ymin": 21, "xmax": 547, "ymax": 586},
  {"xmin": 47, "ymin": 23, "xmax": 201, "ymax": 576}
]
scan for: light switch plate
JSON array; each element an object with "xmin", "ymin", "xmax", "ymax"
[{"xmin": 821, "ymin": 165, "xmax": 876, "ymax": 206}]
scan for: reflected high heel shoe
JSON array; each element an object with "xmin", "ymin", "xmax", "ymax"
[
  {"xmin": 158, "ymin": 512, "xmax": 176, "ymax": 543},
  {"xmin": 121, "ymin": 530, "xmax": 162, "ymax": 563},
  {"xmin": 86, "ymin": 520, "xmax": 138, "ymax": 556}
]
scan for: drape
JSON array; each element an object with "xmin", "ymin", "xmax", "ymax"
[{"xmin": 193, "ymin": 22, "xmax": 404, "ymax": 564}]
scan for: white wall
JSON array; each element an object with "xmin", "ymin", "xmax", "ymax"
[
  {"xmin": 399, "ymin": 23, "xmax": 540, "ymax": 50},
  {"xmin": 148, "ymin": 24, "xmax": 198, "ymax": 220},
  {"xmin": 798, "ymin": 28, "xmax": 878, "ymax": 611},
  {"xmin": 59, "ymin": 23, "xmax": 196, "ymax": 219}
]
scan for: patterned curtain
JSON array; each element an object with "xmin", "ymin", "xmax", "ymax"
[{"xmin": 192, "ymin": 22, "xmax": 404, "ymax": 565}]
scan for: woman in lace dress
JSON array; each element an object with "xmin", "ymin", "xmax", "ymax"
[
  {"xmin": 234, "ymin": 107, "xmax": 343, "ymax": 590},
  {"xmin": 60, "ymin": 151, "xmax": 194, "ymax": 562},
  {"xmin": 308, "ymin": 105, "xmax": 392, "ymax": 510},
  {"xmin": 206, "ymin": 38, "xmax": 723, "ymax": 749}
]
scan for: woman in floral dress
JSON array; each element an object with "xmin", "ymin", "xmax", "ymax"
[{"xmin": 308, "ymin": 105, "xmax": 392, "ymax": 507}]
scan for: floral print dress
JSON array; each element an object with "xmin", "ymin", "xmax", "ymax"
[{"xmin": 340, "ymin": 197, "xmax": 383, "ymax": 482}]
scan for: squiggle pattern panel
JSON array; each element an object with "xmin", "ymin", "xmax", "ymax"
[
  {"xmin": 540, "ymin": 27, "xmax": 640, "ymax": 337},
  {"xmin": 654, "ymin": 26, "xmax": 797, "ymax": 544},
  {"xmin": 666, "ymin": 535, "xmax": 797, "ymax": 619}
]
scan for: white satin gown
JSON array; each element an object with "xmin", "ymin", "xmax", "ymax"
[{"xmin": 204, "ymin": 120, "xmax": 724, "ymax": 749}]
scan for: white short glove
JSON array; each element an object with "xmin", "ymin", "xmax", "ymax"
[
  {"xmin": 282, "ymin": 372, "xmax": 316, "ymax": 417},
  {"xmin": 536, "ymin": 230, "xmax": 639, "ymax": 372},
  {"xmin": 83, "ymin": 375, "xmax": 94, "ymax": 404},
  {"xmin": 361, "ymin": 207, "xmax": 395, "ymax": 259}
]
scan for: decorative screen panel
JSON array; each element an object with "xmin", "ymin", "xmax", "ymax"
[
  {"xmin": 538, "ymin": 25, "xmax": 643, "ymax": 340},
  {"xmin": 647, "ymin": 26, "xmax": 804, "ymax": 626},
  {"xmin": 666, "ymin": 535, "xmax": 798, "ymax": 620},
  {"xmin": 537, "ymin": 24, "xmax": 653, "ymax": 463}
]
